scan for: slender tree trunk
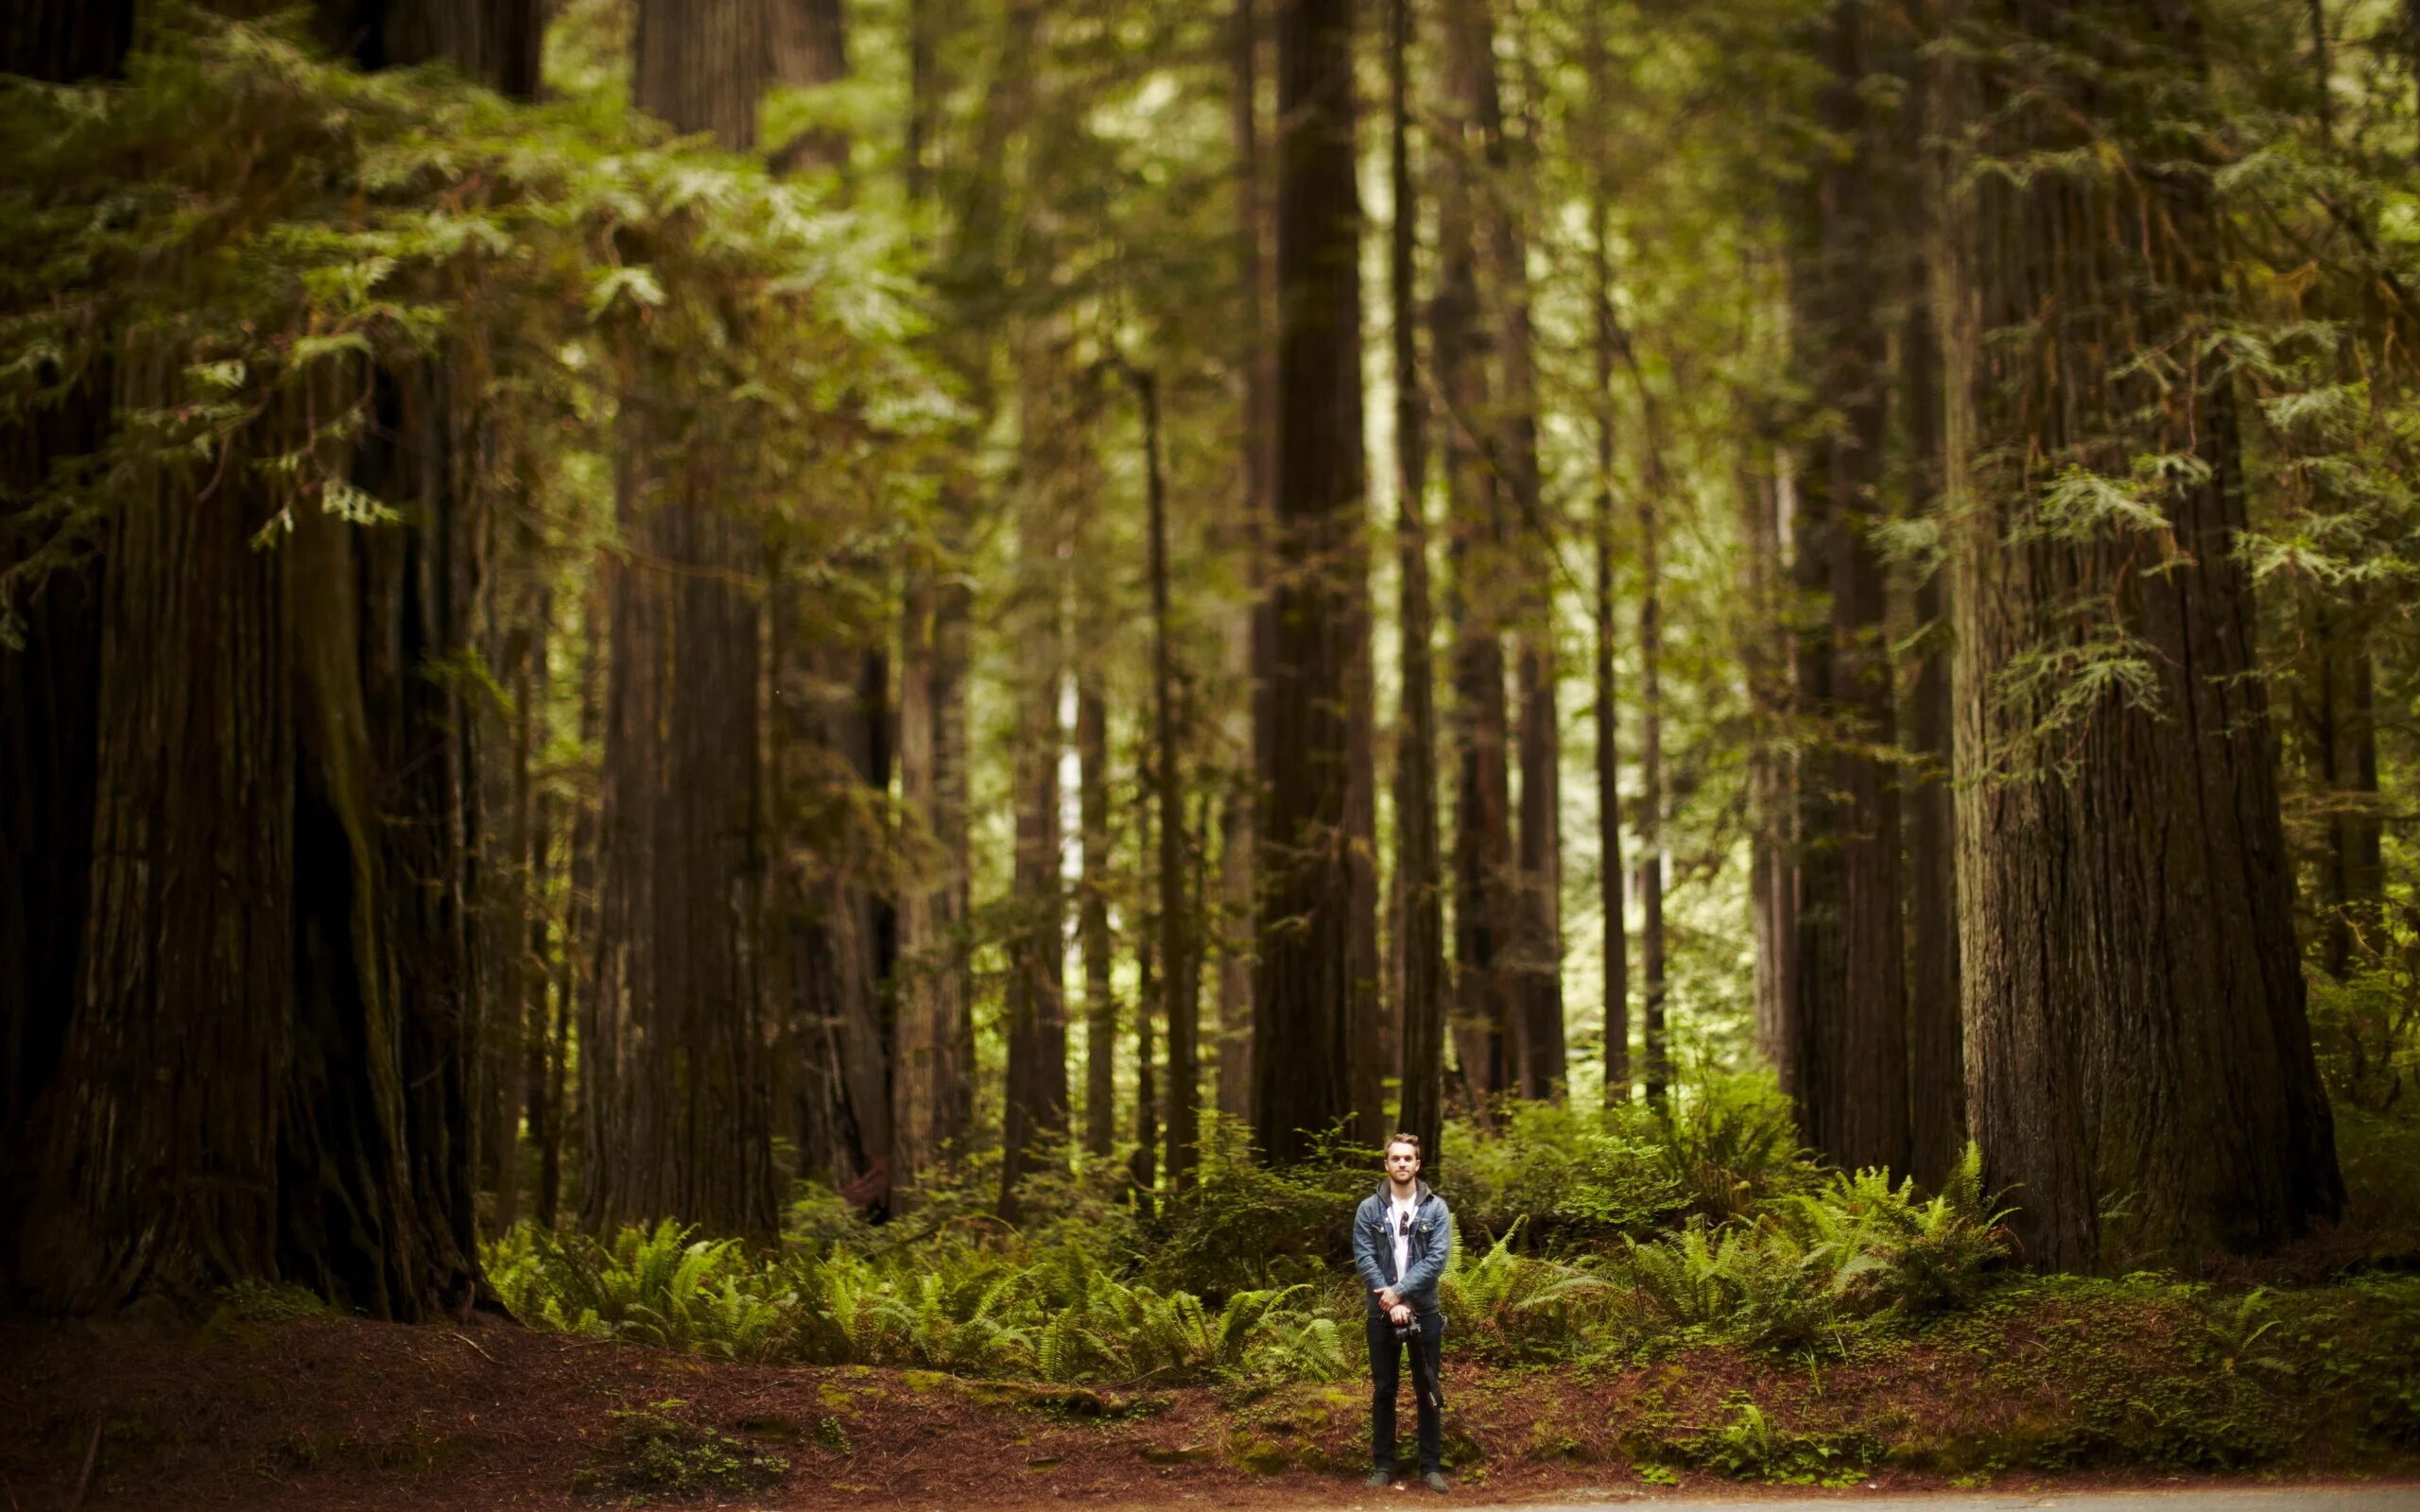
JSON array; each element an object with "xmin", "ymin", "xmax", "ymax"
[
  {"xmin": 999, "ymin": 689, "xmax": 1068, "ymax": 1219},
  {"xmin": 1132, "ymin": 745, "xmax": 1162, "ymax": 1198},
  {"xmin": 1738, "ymin": 455, "xmax": 1793, "ymax": 1080},
  {"xmin": 1943, "ymin": 0, "xmax": 2342, "ymax": 1267},
  {"xmin": 547, "ymin": 611, "xmax": 601, "ymax": 1229},
  {"xmin": 1390, "ymin": 0, "xmax": 1447, "ymax": 1165},
  {"xmin": 1788, "ymin": 0, "xmax": 1910, "ymax": 1177},
  {"xmin": 1349, "ymin": 559, "xmax": 1387, "ymax": 1143},
  {"xmin": 1125, "ymin": 368, "xmax": 1201, "ymax": 1188},
  {"xmin": 1900, "ymin": 24, "xmax": 1963, "ymax": 1185},
  {"xmin": 1587, "ymin": 20, "xmax": 1630, "ymax": 1104},
  {"xmin": 1253, "ymin": 0, "xmax": 1366, "ymax": 1166},
  {"xmin": 1433, "ymin": 4, "xmax": 1513, "ymax": 1111},
  {"xmin": 892, "ymin": 0, "xmax": 974, "ymax": 1195},
  {"xmin": 1001, "ymin": 320, "xmax": 1070, "ymax": 1216},
  {"xmin": 1454, "ymin": 0, "xmax": 1564, "ymax": 1102},
  {"xmin": 1636, "ymin": 485, "xmax": 1668, "ymax": 1111},
  {"xmin": 1219, "ymin": 0, "xmax": 1270, "ymax": 1130},
  {"xmin": 488, "ymin": 594, "xmax": 542, "ymax": 1234},
  {"xmin": 1079, "ymin": 682, "xmax": 1117, "ymax": 1158}
]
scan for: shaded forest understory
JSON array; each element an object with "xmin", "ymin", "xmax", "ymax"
[
  {"xmin": 6, "ymin": 1266, "xmax": 2420, "ymax": 1508},
  {"xmin": 9, "ymin": 0, "xmax": 2420, "ymax": 1486}
]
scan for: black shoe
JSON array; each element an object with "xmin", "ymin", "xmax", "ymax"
[
  {"xmin": 1365, "ymin": 1469, "xmax": 1396, "ymax": 1487},
  {"xmin": 1424, "ymin": 1471, "xmax": 1449, "ymax": 1493}
]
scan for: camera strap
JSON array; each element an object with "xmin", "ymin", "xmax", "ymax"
[{"xmin": 1407, "ymin": 1320, "xmax": 1444, "ymax": 1413}]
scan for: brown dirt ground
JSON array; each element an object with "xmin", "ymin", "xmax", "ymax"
[{"xmin": 1, "ymin": 1313, "xmax": 2412, "ymax": 1512}]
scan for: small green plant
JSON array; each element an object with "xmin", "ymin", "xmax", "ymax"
[
  {"xmin": 218, "ymin": 1280, "xmax": 326, "ymax": 1322},
  {"xmin": 2204, "ymin": 1288, "xmax": 2290, "ymax": 1377},
  {"xmin": 1437, "ymin": 1223, "xmax": 1621, "ymax": 1361},
  {"xmin": 594, "ymin": 1399, "xmax": 787, "ymax": 1498}
]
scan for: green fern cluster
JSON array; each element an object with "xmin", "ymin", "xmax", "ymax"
[
  {"xmin": 485, "ymin": 1103, "xmax": 2016, "ymax": 1379},
  {"xmin": 484, "ymin": 1219, "xmax": 1354, "ymax": 1386},
  {"xmin": 1621, "ymin": 1144, "xmax": 2012, "ymax": 1352}
]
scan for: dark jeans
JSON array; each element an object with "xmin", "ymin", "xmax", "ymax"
[{"xmin": 1366, "ymin": 1311, "xmax": 1444, "ymax": 1474}]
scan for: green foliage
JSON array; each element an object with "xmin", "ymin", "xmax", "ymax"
[
  {"xmin": 488, "ymin": 1076, "xmax": 2010, "ymax": 1380},
  {"xmin": 1437, "ymin": 1225, "xmax": 1627, "ymax": 1363},
  {"xmin": 487, "ymin": 1220, "xmax": 796, "ymax": 1361},
  {"xmin": 1653, "ymin": 1394, "xmax": 1876, "ymax": 1486},
  {"xmin": 1646, "ymin": 1073, "xmax": 1823, "ymax": 1221},
  {"xmin": 587, "ymin": 1399, "xmax": 787, "ymax": 1499},
  {"xmin": 1445, "ymin": 1103, "xmax": 1690, "ymax": 1247},
  {"xmin": 1620, "ymin": 1143, "xmax": 2010, "ymax": 1354},
  {"xmin": 0, "ymin": 7, "xmax": 941, "ymax": 643},
  {"xmin": 1138, "ymin": 1135, "xmax": 1369, "ymax": 1297}
]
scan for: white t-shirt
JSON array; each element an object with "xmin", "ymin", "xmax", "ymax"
[{"xmin": 1389, "ymin": 1192, "xmax": 1419, "ymax": 1284}]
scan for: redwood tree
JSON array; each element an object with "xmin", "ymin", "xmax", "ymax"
[
  {"xmin": 1390, "ymin": 0, "xmax": 1447, "ymax": 1164},
  {"xmin": 1253, "ymin": 0, "xmax": 1365, "ymax": 1166},
  {"xmin": 585, "ymin": 0, "xmax": 779, "ymax": 1244},
  {"xmin": 1786, "ymin": 0, "xmax": 1910, "ymax": 1178},
  {"xmin": 1944, "ymin": 0, "xmax": 2342, "ymax": 1267}
]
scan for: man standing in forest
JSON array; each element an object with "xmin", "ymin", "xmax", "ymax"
[{"xmin": 1353, "ymin": 1134, "xmax": 1453, "ymax": 1491}]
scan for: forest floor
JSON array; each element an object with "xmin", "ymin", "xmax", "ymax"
[{"xmin": 6, "ymin": 1273, "xmax": 2419, "ymax": 1512}]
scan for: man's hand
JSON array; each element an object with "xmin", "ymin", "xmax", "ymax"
[
  {"xmin": 1390, "ymin": 1303, "xmax": 1412, "ymax": 1327},
  {"xmin": 1375, "ymin": 1286, "xmax": 1402, "ymax": 1311}
]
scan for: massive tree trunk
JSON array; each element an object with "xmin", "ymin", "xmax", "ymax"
[
  {"xmin": 12, "ymin": 0, "xmax": 514, "ymax": 1319},
  {"xmin": 586, "ymin": 0, "xmax": 779, "ymax": 1244},
  {"xmin": 23, "ymin": 363, "xmax": 297, "ymax": 1310},
  {"xmin": 1390, "ymin": 0, "xmax": 1447, "ymax": 1165},
  {"xmin": 1942, "ymin": 0, "xmax": 2342, "ymax": 1267},
  {"xmin": 1787, "ymin": 0, "xmax": 1910, "ymax": 1177},
  {"xmin": 0, "ymin": 0, "xmax": 113, "ymax": 1254},
  {"xmin": 25, "ymin": 354, "xmax": 489, "ymax": 1319},
  {"xmin": 1253, "ymin": 0, "xmax": 1365, "ymax": 1166}
]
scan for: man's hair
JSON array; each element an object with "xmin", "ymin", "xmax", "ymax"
[{"xmin": 1384, "ymin": 1133, "xmax": 1422, "ymax": 1158}]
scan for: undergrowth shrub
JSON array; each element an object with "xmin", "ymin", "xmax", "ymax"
[
  {"xmin": 1436, "ymin": 1224, "xmax": 1630, "ymax": 1361},
  {"xmin": 1620, "ymin": 1143, "xmax": 2010, "ymax": 1352},
  {"xmin": 1446, "ymin": 1104, "xmax": 1690, "ymax": 1249},
  {"xmin": 484, "ymin": 1082, "xmax": 2009, "ymax": 1380}
]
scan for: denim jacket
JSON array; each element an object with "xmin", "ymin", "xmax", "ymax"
[{"xmin": 1352, "ymin": 1180, "xmax": 1453, "ymax": 1317}]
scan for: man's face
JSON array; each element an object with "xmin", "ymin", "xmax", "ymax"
[{"xmin": 1385, "ymin": 1143, "xmax": 1420, "ymax": 1182}]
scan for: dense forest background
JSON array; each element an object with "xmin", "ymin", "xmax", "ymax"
[{"xmin": 3, "ymin": 0, "xmax": 2417, "ymax": 1333}]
